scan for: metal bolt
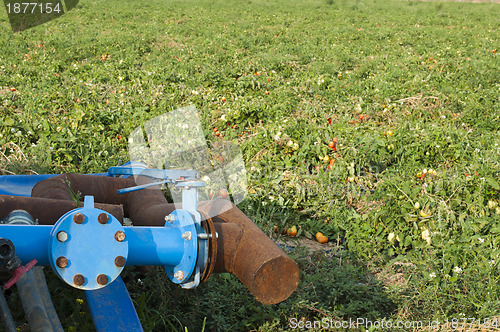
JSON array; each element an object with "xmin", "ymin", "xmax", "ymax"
[
  {"xmin": 96, "ymin": 274, "xmax": 109, "ymax": 286},
  {"xmin": 114, "ymin": 231, "xmax": 125, "ymax": 242},
  {"xmin": 164, "ymin": 215, "xmax": 175, "ymax": 223},
  {"xmin": 197, "ymin": 233, "xmax": 211, "ymax": 240},
  {"xmin": 56, "ymin": 256, "xmax": 68, "ymax": 268},
  {"xmin": 73, "ymin": 213, "xmax": 85, "ymax": 224},
  {"xmin": 98, "ymin": 213, "xmax": 109, "ymax": 224},
  {"xmin": 56, "ymin": 231, "xmax": 68, "ymax": 242},
  {"xmin": 114, "ymin": 256, "xmax": 126, "ymax": 268},
  {"xmin": 73, "ymin": 274, "xmax": 85, "ymax": 286},
  {"xmin": 174, "ymin": 271, "xmax": 184, "ymax": 281},
  {"xmin": 182, "ymin": 231, "xmax": 192, "ymax": 241}
]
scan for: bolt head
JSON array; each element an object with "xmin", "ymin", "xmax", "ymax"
[
  {"xmin": 73, "ymin": 213, "xmax": 85, "ymax": 224},
  {"xmin": 114, "ymin": 231, "xmax": 126, "ymax": 242},
  {"xmin": 114, "ymin": 256, "xmax": 126, "ymax": 268},
  {"xmin": 73, "ymin": 274, "xmax": 85, "ymax": 286},
  {"xmin": 182, "ymin": 231, "xmax": 192, "ymax": 241},
  {"xmin": 56, "ymin": 231, "xmax": 68, "ymax": 242},
  {"xmin": 98, "ymin": 213, "xmax": 109, "ymax": 224},
  {"xmin": 174, "ymin": 271, "xmax": 184, "ymax": 281},
  {"xmin": 56, "ymin": 256, "xmax": 68, "ymax": 268},
  {"xmin": 96, "ymin": 274, "xmax": 109, "ymax": 286},
  {"xmin": 164, "ymin": 215, "xmax": 175, "ymax": 223}
]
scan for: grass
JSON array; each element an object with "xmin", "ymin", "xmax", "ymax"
[{"xmin": 0, "ymin": 0, "xmax": 499, "ymax": 330}]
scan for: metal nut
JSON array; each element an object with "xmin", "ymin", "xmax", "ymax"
[
  {"xmin": 73, "ymin": 274, "xmax": 85, "ymax": 286},
  {"xmin": 96, "ymin": 274, "xmax": 108, "ymax": 286},
  {"xmin": 73, "ymin": 213, "xmax": 85, "ymax": 224},
  {"xmin": 164, "ymin": 215, "xmax": 175, "ymax": 223},
  {"xmin": 114, "ymin": 231, "xmax": 125, "ymax": 242},
  {"xmin": 56, "ymin": 256, "xmax": 68, "ymax": 268},
  {"xmin": 98, "ymin": 213, "xmax": 109, "ymax": 224},
  {"xmin": 56, "ymin": 231, "xmax": 68, "ymax": 242},
  {"xmin": 182, "ymin": 231, "xmax": 192, "ymax": 241},
  {"xmin": 174, "ymin": 271, "xmax": 184, "ymax": 281}
]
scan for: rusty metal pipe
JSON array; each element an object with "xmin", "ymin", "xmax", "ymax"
[
  {"xmin": 0, "ymin": 195, "xmax": 124, "ymax": 224},
  {"xmin": 31, "ymin": 174, "xmax": 172, "ymax": 225},
  {"xmin": 30, "ymin": 174, "xmax": 300, "ymax": 304},
  {"xmin": 199, "ymin": 200, "xmax": 299, "ymax": 305},
  {"xmin": 212, "ymin": 222, "xmax": 243, "ymax": 274},
  {"xmin": 31, "ymin": 174, "xmax": 132, "ymax": 205}
]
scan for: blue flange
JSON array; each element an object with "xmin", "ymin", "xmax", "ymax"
[
  {"xmin": 164, "ymin": 209, "xmax": 198, "ymax": 285},
  {"xmin": 47, "ymin": 196, "xmax": 128, "ymax": 290}
]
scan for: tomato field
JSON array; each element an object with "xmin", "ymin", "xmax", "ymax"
[{"xmin": 0, "ymin": 0, "xmax": 499, "ymax": 330}]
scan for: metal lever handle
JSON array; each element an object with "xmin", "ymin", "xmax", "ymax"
[
  {"xmin": 4, "ymin": 259, "xmax": 38, "ymax": 290},
  {"xmin": 117, "ymin": 180, "xmax": 171, "ymax": 194}
]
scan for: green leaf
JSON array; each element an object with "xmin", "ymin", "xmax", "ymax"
[
  {"xmin": 402, "ymin": 183, "xmax": 410, "ymax": 195},
  {"xmin": 3, "ymin": 118, "xmax": 14, "ymax": 126},
  {"xmin": 485, "ymin": 176, "xmax": 500, "ymax": 190}
]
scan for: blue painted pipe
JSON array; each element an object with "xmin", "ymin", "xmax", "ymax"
[
  {"xmin": 0, "ymin": 225, "xmax": 185, "ymax": 267},
  {"xmin": 0, "ymin": 175, "xmax": 57, "ymax": 197},
  {"xmin": 124, "ymin": 227, "xmax": 183, "ymax": 266},
  {"xmin": 0, "ymin": 225, "xmax": 52, "ymax": 265}
]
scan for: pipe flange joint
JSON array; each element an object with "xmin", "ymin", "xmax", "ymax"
[
  {"xmin": 164, "ymin": 209, "xmax": 199, "ymax": 285},
  {"xmin": 48, "ymin": 196, "xmax": 128, "ymax": 290}
]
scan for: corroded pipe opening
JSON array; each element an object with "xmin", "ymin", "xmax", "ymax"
[{"xmin": 29, "ymin": 174, "xmax": 300, "ymax": 304}]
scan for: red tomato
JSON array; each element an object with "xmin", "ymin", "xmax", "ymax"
[{"xmin": 218, "ymin": 189, "xmax": 228, "ymax": 199}]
